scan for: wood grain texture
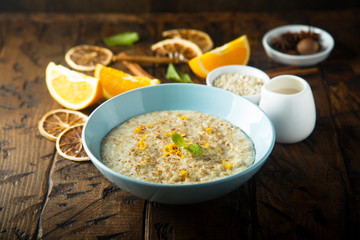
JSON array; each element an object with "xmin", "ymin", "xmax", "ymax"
[
  {"xmin": 0, "ymin": 10, "xmax": 359, "ymax": 239},
  {"xmin": 38, "ymin": 157, "xmax": 145, "ymax": 239},
  {"xmin": 0, "ymin": 0, "xmax": 359, "ymax": 12}
]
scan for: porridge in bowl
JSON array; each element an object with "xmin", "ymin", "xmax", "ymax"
[{"xmin": 101, "ymin": 110, "xmax": 255, "ymax": 184}]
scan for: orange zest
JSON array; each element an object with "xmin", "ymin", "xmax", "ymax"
[
  {"xmin": 134, "ymin": 125, "xmax": 145, "ymax": 134},
  {"xmin": 188, "ymin": 35, "xmax": 250, "ymax": 78},
  {"xmin": 137, "ymin": 132, "xmax": 147, "ymax": 150},
  {"xmin": 165, "ymin": 130, "xmax": 177, "ymax": 137},
  {"xmin": 222, "ymin": 159, "xmax": 233, "ymax": 169},
  {"xmin": 163, "ymin": 144, "xmax": 184, "ymax": 158},
  {"xmin": 179, "ymin": 116, "xmax": 188, "ymax": 120},
  {"xmin": 179, "ymin": 170, "xmax": 188, "ymax": 179}
]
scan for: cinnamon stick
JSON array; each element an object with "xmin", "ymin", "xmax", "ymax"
[
  {"xmin": 112, "ymin": 53, "xmax": 186, "ymax": 64},
  {"xmin": 265, "ymin": 66, "xmax": 318, "ymax": 78},
  {"xmin": 118, "ymin": 52, "xmax": 155, "ymax": 79}
]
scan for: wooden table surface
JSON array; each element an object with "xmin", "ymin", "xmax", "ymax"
[{"xmin": 0, "ymin": 10, "xmax": 359, "ymax": 240}]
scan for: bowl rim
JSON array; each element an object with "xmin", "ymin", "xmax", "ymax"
[
  {"xmin": 262, "ymin": 24, "xmax": 334, "ymax": 60},
  {"xmin": 206, "ymin": 64, "xmax": 270, "ymax": 85},
  {"xmin": 83, "ymin": 83, "xmax": 275, "ymax": 188}
]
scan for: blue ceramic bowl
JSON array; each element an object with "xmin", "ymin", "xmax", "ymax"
[{"xmin": 83, "ymin": 83, "xmax": 275, "ymax": 204}]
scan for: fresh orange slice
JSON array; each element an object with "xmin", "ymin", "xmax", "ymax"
[
  {"xmin": 162, "ymin": 29, "xmax": 214, "ymax": 52},
  {"xmin": 94, "ymin": 64, "xmax": 161, "ymax": 99},
  {"xmin": 188, "ymin": 35, "xmax": 250, "ymax": 78},
  {"xmin": 38, "ymin": 109, "xmax": 88, "ymax": 141},
  {"xmin": 46, "ymin": 62, "xmax": 103, "ymax": 110},
  {"xmin": 151, "ymin": 38, "xmax": 202, "ymax": 61},
  {"xmin": 65, "ymin": 45, "xmax": 113, "ymax": 71},
  {"xmin": 56, "ymin": 124, "xmax": 90, "ymax": 161}
]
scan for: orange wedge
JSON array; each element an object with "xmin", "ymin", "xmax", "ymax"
[
  {"xmin": 188, "ymin": 35, "xmax": 250, "ymax": 78},
  {"xmin": 95, "ymin": 64, "xmax": 161, "ymax": 99},
  {"xmin": 46, "ymin": 62, "xmax": 103, "ymax": 110}
]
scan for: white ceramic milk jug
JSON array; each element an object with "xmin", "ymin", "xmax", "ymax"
[{"xmin": 259, "ymin": 75, "xmax": 316, "ymax": 144}]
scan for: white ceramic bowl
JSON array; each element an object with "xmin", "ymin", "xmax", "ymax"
[
  {"xmin": 83, "ymin": 84, "xmax": 275, "ymax": 204},
  {"xmin": 262, "ymin": 24, "xmax": 334, "ymax": 66},
  {"xmin": 206, "ymin": 65, "xmax": 270, "ymax": 104}
]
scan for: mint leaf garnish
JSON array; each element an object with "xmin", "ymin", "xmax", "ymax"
[
  {"xmin": 103, "ymin": 32, "xmax": 140, "ymax": 46},
  {"xmin": 171, "ymin": 133, "xmax": 203, "ymax": 156},
  {"xmin": 178, "ymin": 71, "xmax": 193, "ymax": 83},
  {"xmin": 187, "ymin": 144, "xmax": 204, "ymax": 156},
  {"xmin": 166, "ymin": 64, "xmax": 193, "ymax": 83},
  {"xmin": 171, "ymin": 133, "xmax": 188, "ymax": 148}
]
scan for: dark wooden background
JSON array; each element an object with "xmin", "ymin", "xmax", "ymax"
[
  {"xmin": 1, "ymin": 0, "xmax": 359, "ymax": 13},
  {"xmin": 0, "ymin": 1, "xmax": 359, "ymax": 239}
]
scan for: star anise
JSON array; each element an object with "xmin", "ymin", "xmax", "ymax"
[{"xmin": 270, "ymin": 28, "xmax": 322, "ymax": 55}]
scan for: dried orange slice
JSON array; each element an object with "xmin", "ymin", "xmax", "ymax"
[
  {"xmin": 38, "ymin": 109, "xmax": 88, "ymax": 141},
  {"xmin": 46, "ymin": 62, "xmax": 103, "ymax": 110},
  {"xmin": 162, "ymin": 29, "xmax": 213, "ymax": 52},
  {"xmin": 56, "ymin": 124, "xmax": 90, "ymax": 161},
  {"xmin": 65, "ymin": 45, "xmax": 113, "ymax": 71},
  {"xmin": 188, "ymin": 35, "xmax": 250, "ymax": 78},
  {"xmin": 151, "ymin": 38, "xmax": 202, "ymax": 61},
  {"xmin": 95, "ymin": 64, "xmax": 160, "ymax": 99}
]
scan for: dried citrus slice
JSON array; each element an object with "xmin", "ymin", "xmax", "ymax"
[
  {"xmin": 188, "ymin": 35, "xmax": 250, "ymax": 78},
  {"xmin": 56, "ymin": 124, "xmax": 90, "ymax": 161},
  {"xmin": 38, "ymin": 109, "xmax": 88, "ymax": 141},
  {"xmin": 162, "ymin": 29, "xmax": 214, "ymax": 52},
  {"xmin": 95, "ymin": 64, "xmax": 161, "ymax": 99},
  {"xmin": 65, "ymin": 45, "xmax": 113, "ymax": 71},
  {"xmin": 46, "ymin": 62, "xmax": 103, "ymax": 110},
  {"xmin": 151, "ymin": 38, "xmax": 202, "ymax": 61}
]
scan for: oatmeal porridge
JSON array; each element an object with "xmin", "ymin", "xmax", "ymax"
[
  {"xmin": 101, "ymin": 110, "xmax": 255, "ymax": 184},
  {"xmin": 213, "ymin": 73, "xmax": 264, "ymax": 96}
]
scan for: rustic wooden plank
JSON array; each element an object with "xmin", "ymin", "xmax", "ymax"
[
  {"xmin": 144, "ymin": 185, "xmax": 254, "ymax": 240},
  {"xmin": 311, "ymin": 11, "xmax": 360, "ymax": 237},
  {"xmin": 0, "ymin": 15, "xmax": 60, "ymax": 239},
  {"xmin": 0, "ymin": 11, "xmax": 359, "ymax": 240},
  {"xmin": 38, "ymin": 156, "xmax": 145, "ymax": 239},
  {"xmin": 322, "ymin": 62, "xmax": 360, "ymax": 238},
  {"xmin": 1, "ymin": 0, "xmax": 358, "ymax": 13}
]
